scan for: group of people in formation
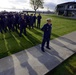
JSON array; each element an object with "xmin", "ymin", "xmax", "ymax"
[
  {"xmin": 0, "ymin": 11, "xmax": 52, "ymax": 52},
  {"xmin": 0, "ymin": 12, "xmax": 42, "ymax": 37}
]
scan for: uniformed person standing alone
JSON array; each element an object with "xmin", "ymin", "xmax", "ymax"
[{"xmin": 41, "ymin": 18, "xmax": 52, "ymax": 52}]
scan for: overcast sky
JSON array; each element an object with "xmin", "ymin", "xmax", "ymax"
[{"xmin": 0, "ymin": 0, "xmax": 75, "ymax": 11}]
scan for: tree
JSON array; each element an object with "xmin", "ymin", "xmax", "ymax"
[{"xmin": 30, "ymin": 0, "xmax": 44, "ymax": 14}]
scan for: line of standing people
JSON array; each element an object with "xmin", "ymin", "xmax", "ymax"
[{"xmin": 0, "ymin": 12, "xmax": 42, "ymax": 37}]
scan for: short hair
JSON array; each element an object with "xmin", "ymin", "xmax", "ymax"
[{"xmin": 46, "ymin": 18, "xmax": 52, "ymax": 21}]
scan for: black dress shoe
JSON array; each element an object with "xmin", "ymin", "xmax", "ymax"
[
  {"xmin": 46, "ymin": 47, "xmax": 51, "ymax": 50},
  {"xmin": 42, "ymin": 50, "xmax": 45, "ymax": 52},
  {"xmin": 24, "ymin": 34, "xmax": 27, "ymax": 36},
  {"xmin": 19, "ymin": 35, "xmax": 22, "ymax": 37},
  {"xmin": 41, "ymin": 48, "xmax": 45, "ymax": 52}
]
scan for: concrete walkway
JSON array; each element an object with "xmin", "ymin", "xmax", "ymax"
[{"xmin": 0, "ymin": 31, "xmax": 76, "ymax": 75}]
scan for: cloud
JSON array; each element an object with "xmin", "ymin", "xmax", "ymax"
[
  {"xmin": 44, "ymin": 0, "xmax": 74, "ymax": 4},
  {"xmin": 0, "ymin": 0, "xmax": 75, "ymax": 11},
  {"xmin": 0, "ymin": 0, "xmax": 30, "ymax": 8},
  {"xmin": 9, "ymin": 0, "xmax": 28, "ymax": 4},
  {"xmin": 44, "ymin": 2, "xmax": 57, "ymax": 11},
  {"xmin": 44, "ymin": 0, "xmax": 74, "ymax": 11}
]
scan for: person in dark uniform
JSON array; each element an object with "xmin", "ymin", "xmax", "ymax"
[
  {"xmin": 19, "ymin": 14, "xmax": 27, "ymax": 37},
  {"xmin": 15, "ymin": 13, "xmax": 20, "ymax": 31},
  {"xmin": 41, "ymin": 18, "xmax": 52, "ymax": 52},
  {"xmin": 26, "ymin": 14, "xmax": 30, "ymax": 28},
  {"xmin": 30, "ymin": 14, "xmax": 34, "ymax": 29},
  {"xmin": 24, "ymin": 13, "xmax": 27, "ymax": 28},
  {"xmin": 0, "ymin": 14, "xmax": 3, "ymax": 33},
  {"xmin": 8, "ymin": 14, "xmax": 12, "ymax": 31},
  {"xmin": 3, "ymin": 14, "xmax": 8, "ymax": 33},
  {"xmin": 33, "ymin": 14, "xmax": 36, "ymax": 27},
  {"xmin": 11, "ymin": 14, "xmax": 16, "ymax": 31},
  {"xmin": 37, "ymin": 13, "xmax": 42, "ymax": 29}
]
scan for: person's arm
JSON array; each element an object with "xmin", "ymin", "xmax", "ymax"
[
  {"xmin": 41, "ymin": 25, "xmax": 45, "ymax": 31},
  {"xmin": 18, "ymin": 17, "xmax": 21, "ymax": 24},
  {"xmin": 40, "ymin": 16, "xmax": 42, "ymax": 19},
  {"xmin": 35, "ymin": 16, "xmax": 37, "ymax": 19}
]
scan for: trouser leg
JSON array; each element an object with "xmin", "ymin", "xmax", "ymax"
[
  {"xmin": 37, "ymin": 21, "xmax": 38, "ymax": 28},
  {"xmin": 29, "ymin": 24, "xmax": 31, "ymax": 29},
  {"xmin": 0, "ymin": 28, "xmax": 3, "ymax": 33},
  {"xmin": 46, "ymin": 40, "xmax": 50, "ymax": 48},
  {"xmin": 38, "ymin": 23, "xmax": 40, "ymax": 29},
  {"xmin": 19, "ymin": 28, "xmax": 23, "ymax": 37},
  {"xmin": 34, "ymin": 22, "xmax": 36, "ymax": 27},
  {"xmin": 32, "ymin": 24, "xmax": 34, "ymax": 29},
  {"xmin": 15, "ymin": 24, "xmax": 18, "ymax": 31},
  {"xmin": 12, "ymin": 24, "xmax": 14, "ymax": 31},
  {"xmin": 24, "ymin": 28, "xmax": 26, "ymax": 36},
  {"xmin": 41, "ymin": 39, "xmax": 46, "ymax": 50}
]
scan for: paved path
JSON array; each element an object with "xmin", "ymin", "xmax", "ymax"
[{"xmin": 0, "ymin": 31, "xmax": 76, "ymax": 75}]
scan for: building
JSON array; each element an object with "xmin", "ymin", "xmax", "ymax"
[{"xmin": 56, "ymin": 2, "xmax": 76, "ymax": 16}]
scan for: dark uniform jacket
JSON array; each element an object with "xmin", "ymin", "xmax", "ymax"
[
  {"xmin": 41, "ymin": 23, "xmax": 52, "ymax": 40},
  {"xmin": 37, "ymin": 15, "xmax": 42, "ymax": 23},
  {"xmin": 33, "ymin": 16, "xmax": 36, "ymax": 23},
  {"xmin": 19, "ymin": 17, "xmax": 27, "ymax": 28},
  {"xmin": 30, "ymin": 16, "xmax": 34, "ymax": 25}
]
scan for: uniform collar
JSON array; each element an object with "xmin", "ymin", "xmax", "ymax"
[{"xmin": 47, "ymin": 23, "xmax": 51, "ymax": 25}]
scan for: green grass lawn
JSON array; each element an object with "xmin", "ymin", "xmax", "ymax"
[{"xmin": 46, "ymin": 53, "xmax": 76, "ymax": 75}]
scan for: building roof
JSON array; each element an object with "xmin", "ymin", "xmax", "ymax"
[{"xmin": 57, "ymin": 2, "xmax": 76, "ymax": 6}]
